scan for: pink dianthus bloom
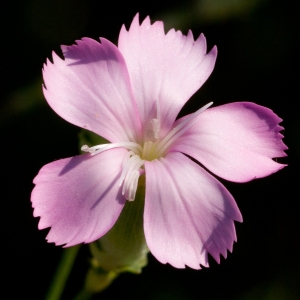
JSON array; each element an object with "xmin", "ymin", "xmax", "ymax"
[{"xmin": 31, "ymin": 14, "xmax": 287, "ymax": 269}]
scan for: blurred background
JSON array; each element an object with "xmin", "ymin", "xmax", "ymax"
[{"xmin": 0, "ymin": 0, "xmax": 299, "ymax": 299}]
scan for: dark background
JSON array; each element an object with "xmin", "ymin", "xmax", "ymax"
[{"xmin": 1, "ymin": 0, "xmax": 299, "ymax": 299}]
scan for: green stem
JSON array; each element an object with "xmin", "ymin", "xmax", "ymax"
[{"xmin": 45, "ymin": 245, "xmax": 80, "ymax": 300}]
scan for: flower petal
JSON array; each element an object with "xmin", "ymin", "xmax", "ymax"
[
  {"xmin": 144, "ymin": 152, "xmax": 242, "ymax": 269},
  {"xmin": 118, "ymin": 14, "xmax": 217, "ymax": 138},
  {"xmin": 171, "ymin": 102, "xmax": 287, "ymax": 182},
  {"xmin": 43, "ymin": 37, "xmax": 141, "ymax": 143},
  {"xmin": 31, "ymin": 148, "xmax": 127, "ymax": 247}
]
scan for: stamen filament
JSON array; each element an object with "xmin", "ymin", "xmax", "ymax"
[
  {"xmin": 81, "ymin": 142, "xmax": 143, "ymax": 156},
  {"xmin": 119, "ymin": 154, "xmax": 144, "ymax": 187},
  {"xmin": 156, "ymin": 102, "xmax": 213, "ymax": 157},
  {"xmin": 120, "ymin": 154, "xmax": 144, "ymax": 201},
  {"xmin": 123, "ymin": 170, "xmax": 139, "ymax": 201}
]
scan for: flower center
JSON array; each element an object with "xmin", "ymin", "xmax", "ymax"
[
  {"xmin": 81, "ymin": 120, "xmax": 162, "ymax": 201},
  {"xmin": 81, "ymin": 102, "xmax": 213, "ymax": 201}
]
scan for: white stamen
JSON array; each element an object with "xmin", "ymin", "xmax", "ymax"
[
  {"xmin": 120, "ymin": 154, "xmax": 144, "ymax": 201},
  {"xmin": 81, "ymin": 142, "xmax": 142, "ymax": 156},
  {"xmin": 121, "ymin": 151, "xmax": 136, "ymax": 172},
  {"xmin": 123, "ymin": 170, "xmax": 140, "ymax": 201},
  {"xmin": 119, "ymin": 154, "xmax": 144, "ymax": 187},
  {"xmin": 156, "ymin": 102, "xmax": 213, "ymax": 156}
]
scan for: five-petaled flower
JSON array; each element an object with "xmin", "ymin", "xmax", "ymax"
[{"xmin": 31, "ymin": 14, "xmax": 287, "ymax": 269}]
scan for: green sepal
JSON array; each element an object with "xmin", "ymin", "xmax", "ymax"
[
  {"xmin": 89, "ymin": 176, "xmax": 148, "ymax": 274},
  {"xmin": 78, "ymin": 129, "xmax": 109, "ymax": 148},
  {"xmin": 78, "ymin": 129, "xmax": 149, "ymax": 293}
]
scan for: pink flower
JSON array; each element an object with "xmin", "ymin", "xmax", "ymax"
[{"xmin": 31, "ymin": 14, "xmax": 287, "ymax": 269}]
